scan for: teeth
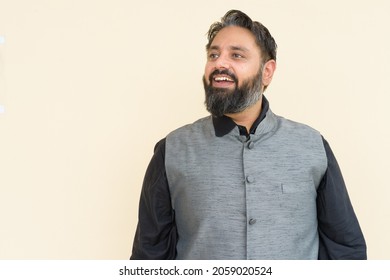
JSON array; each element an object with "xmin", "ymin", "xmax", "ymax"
[{"xmin": 214, "ymin": 76, "xmax": 233, "ymax": 82}]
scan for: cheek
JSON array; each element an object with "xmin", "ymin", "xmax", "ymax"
[
  {"xmin": 204, "ymin": 63, "xmax": 213, "ymax": 77},
  {"xmin": 236, "ymin": 65, "xmax": 260, "ymax": 85},
  {"xmin": 234, "ymin": 71, "xmax": 245, "ymax": 86},
  {"xmin": 204, "ymin": 66, "xmax": 213, "ymax": 84}
]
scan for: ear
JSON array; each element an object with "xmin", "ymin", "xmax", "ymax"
[{"xmin": 262, "ymin": 59, "xmax": 276, "ymax": 87}]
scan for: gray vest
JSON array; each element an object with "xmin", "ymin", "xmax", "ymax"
[{"xmin": 165, "ymin": 109, "xmax": 327, "ymax": 259}]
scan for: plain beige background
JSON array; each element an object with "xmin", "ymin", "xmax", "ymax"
[{"xmin": 0, "ymin": 0, "xmax": 389, "ymax": 259}]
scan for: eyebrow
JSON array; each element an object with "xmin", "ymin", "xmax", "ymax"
[
  {"xmin": 208, "ymin": 45, "xmax": 250, "ymax": 53},
  {"xmin": 230, "ymin": 46, "xmax": 249, "ymax": 52}
]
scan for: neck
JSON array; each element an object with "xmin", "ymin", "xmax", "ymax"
[{"xmin": 225, "ymin": 98, "xmax": 263, "ymax": 133}]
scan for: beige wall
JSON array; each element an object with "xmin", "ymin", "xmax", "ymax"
[{"xmin": 0, "ymin": 0, "xmax": 389, "ymax": 259}]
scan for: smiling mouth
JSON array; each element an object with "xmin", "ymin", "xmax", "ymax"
[{"xmin": 211, "ymin": 74, "xmax": 236, "ymax": 88}]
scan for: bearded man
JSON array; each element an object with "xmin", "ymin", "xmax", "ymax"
[{"xmin": 130, "ymin": 10, "xmax": 366, "ymax": 260}]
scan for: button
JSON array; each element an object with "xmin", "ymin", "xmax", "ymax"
[
  {"xmin": 248, "ymin": 141, "xmax": 254, "ymax": 149},
  {"xmin": 249, "ymin": 219, "xmax": 257, "ymax": 225},
  {"xmin": 246, "ymin": 176, "xmax": 255, "ymax": 183}
]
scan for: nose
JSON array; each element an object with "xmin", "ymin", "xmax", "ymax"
[{"xmin": 214, "ymin": 54, "xmax": 230, "ymax": 70}]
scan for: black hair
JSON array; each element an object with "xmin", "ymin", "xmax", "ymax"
[{"xmin": 206, "ymin": 10, "xmax": 277, "ymax": 63}]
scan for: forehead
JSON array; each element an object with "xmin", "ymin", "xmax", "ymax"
[{"xmin": 209, "ymin": 26, "xmax": 260, "ymax": 54}]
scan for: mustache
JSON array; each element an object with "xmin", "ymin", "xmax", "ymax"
[{"xmin": 209, "ymin": 69, "xmax": 238, "ymax": 84}]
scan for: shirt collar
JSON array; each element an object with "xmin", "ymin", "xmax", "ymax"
[{"xmin": 212, "ymin": 95, "xmax": 270, "ymax": 137}]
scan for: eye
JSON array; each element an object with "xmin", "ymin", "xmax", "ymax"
[
  {"xmin": 208, "ymin": 53, "xmax": 219, "ymax": 60},
  {"xmin": 232, "ymin": 53, "xmax": 244, "ymax": 59}
]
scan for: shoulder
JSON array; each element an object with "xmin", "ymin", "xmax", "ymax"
[
  {"xmin": 271, "ymin": 113, "xmax": 326, "ymax": 155},
  {"xmin": 166, "ymin": 115, "xmax": 213, "ymax": 140},
  {"xmin": 273, "ymin": 113, "xmax": 323, "ymax": 140}
]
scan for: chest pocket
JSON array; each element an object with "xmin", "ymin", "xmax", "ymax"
[{"xmin": 281, "ymin": 180, "xmax": 316, "ymax": 194}]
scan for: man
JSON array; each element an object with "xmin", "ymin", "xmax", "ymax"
[{"xmin": 131, "ymin": 10, "xmax": 367, "ymax": 260}]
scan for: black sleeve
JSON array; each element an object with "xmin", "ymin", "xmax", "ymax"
[
  {"xmin": 317, "ymin": 137, "xmax": 367, "ymax": 259},
  {"xmin": 130, "ymin": 138, "xmax": 177, "ymax": 259}
]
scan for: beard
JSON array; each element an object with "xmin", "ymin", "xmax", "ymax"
[{"xmin": 203, "ymin": 68, "xmax": 263, "ymax": 117}]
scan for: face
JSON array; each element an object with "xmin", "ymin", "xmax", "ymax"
[{"xmin": 203, "ymin": 26, "xmax": 263, "ymax": 116}]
